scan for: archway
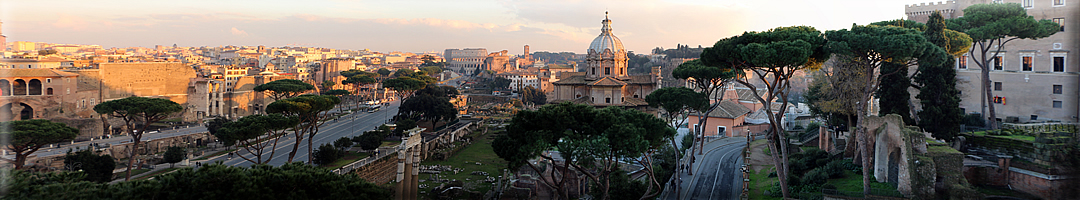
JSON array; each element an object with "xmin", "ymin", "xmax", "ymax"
[
  {"xmin": 0, "ymin": 103, "xmax": 10, "ymax": 120},
  {"xmin": 19, "ymin": 103, "xmax": 33, "ymax": 120},
  {"xmin": 0, "ymin": 80, "xmax": 9, "ymax": 96},
  {"xmin": 29, "ymin": 79, "xmax": 42, "ymax": 95},
  {"xmin": 888, "ymin": 148, "xmax": 900, "ymax": 184},
  {"xmin": 13, "ymin": 79, "xmax": 26, "ymax": 95}
]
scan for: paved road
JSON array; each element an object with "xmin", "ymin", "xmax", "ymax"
[
  {"xmin": 665, "ymin": 137, "xmax": 746, "ymax": 200},
  {"xmin": 208, "ymin": 100, "xmax": 400, "ymax": 167}
]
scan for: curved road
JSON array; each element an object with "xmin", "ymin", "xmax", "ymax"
[{"xmin": 666, "ymin": 137, "xmax": 746, "ymax": 200}]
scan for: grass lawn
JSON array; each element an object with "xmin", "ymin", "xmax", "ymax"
[
  {"xmin": 748, "ymin": 165, "xmax": 782, "ymax": 200},
  {"xmin": 194, "ymin": 149, "xmax": 235, "ymax": 160},
  {"xmin": 967, "ymin": 131, "xmax": 1037, "ymax": 142},
  {"xmin": 826, "ymin": 170, "xmax": 902, "ymax": 196},
  {"xmin": 114, "ymin": 168, "xmax": 151, "ymax": 180},
  {"xmin": 133, "ymin": 167, "xmax": 183, "ymax": 181},
  {"xmin": 380, "ymin": 141, "xmax": 401, "ymax": 147},
  {"xmin": 418, "ymin": 130, "xmax": 508, "ymax": 199},
  {"xmin": 322, "ymin": 152, "xmax": 371, "ymax": 169}
]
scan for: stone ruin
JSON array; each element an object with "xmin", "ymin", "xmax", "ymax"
[{"xmin": 858, "ymin": 114, "xmax": 979, "ymax": 199}]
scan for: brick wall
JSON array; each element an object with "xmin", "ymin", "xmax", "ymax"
[{"xmin": 353, "ymin": 152, "xmax": 399, "ymax": 185}]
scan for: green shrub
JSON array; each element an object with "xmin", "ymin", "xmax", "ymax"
[
  {"xmin": 801, "ymin": 168, "xmax": 829, "ymax": 186},
  {"xmin": 963, "ymin": 113, "xmax": 985, "ymax": 127},
  {"xmin": 312, "ymin": 144, "xmax": 344, "ymax": 166}
]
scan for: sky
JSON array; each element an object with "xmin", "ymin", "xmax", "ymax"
[{"xmin": 2, "ymin": 0, "xmax": 921, "ymax": 54}]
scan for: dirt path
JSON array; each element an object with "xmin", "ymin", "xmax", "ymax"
[{"xmin": 747, "ymin": 139, "xmax": 773, "ymax": 173}]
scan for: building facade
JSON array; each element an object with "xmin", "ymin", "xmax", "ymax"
[
  {"xmin": 906, "ymin": 0, "xmax": 1078, "ymax": 123},
  {"xmin": 444, "ymin": 48, "xmax": 487, "ymax": 75},
  {"xmin": 551, "ymin": 13, "xmax": 660, "ymax": 109}
]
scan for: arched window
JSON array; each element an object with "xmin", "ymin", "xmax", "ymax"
[
  {"xmin": 0, "ymin": 80, "xmax": 9, "ymax": 96},
  {"xmin": 13, "ymin": 79, "xmax": 27, "ymax": 95},
  {"xmin": 46, "ymin": 88, "xmax": 53, "ymax": 95},
  {"xmin": 28, "ymin": 79, "xmax": 42, "ymax": 95}
]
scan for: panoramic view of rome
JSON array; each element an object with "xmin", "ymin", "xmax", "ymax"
[{"xmin": 0, "ymin": 0, "xmax": 1077, "ymax": 199}]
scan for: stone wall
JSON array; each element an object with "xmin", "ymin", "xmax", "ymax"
[
  {"xmin": 964, "ymin": 133, "xmax": 1069, "ymax": 166},
  {"xmin": 1007, "ymin": 168, "xmax": 1072, "ymax": 200},
  {"xmin": 104, "ymin": 132, "xmax": 214, "ymax": 160},
  {"xmin": 353, "ymin": 152, "xmax": 399, "ymax": 185},
  {"xmin": 50, "ymin": 117, "xmax": 105, "ymax": 141}
]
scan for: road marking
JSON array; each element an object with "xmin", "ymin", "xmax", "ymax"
[
  {"xmin": 682, "ymin": 138, "xmax": 746, "ymax": 199},
  {"xmin": 710, "ymin": 143, "xmax": 743, "ymax": 199}
]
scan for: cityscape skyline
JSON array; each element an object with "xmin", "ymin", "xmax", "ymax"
[{"xmin": 3, "ymin": 0, "xmax": 914, "ymax": 54}]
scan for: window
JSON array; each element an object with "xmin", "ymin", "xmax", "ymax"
[
  {"xmin": 1053, "ymin": 55, "xmax": 1066, "ymax": 72},
  {"xmin": 1053, "ymin": 101, "xmax": 1063, "ymax": 108},
  {"xmin": 1022, "ymin": 55, "xmax": 1033, "ymax": 71},
  {"xmin": 694, "ymin": 124, "xmax": 700, "ymax": 133},
  {"xmin": 993, "ymin": 96, "xmax": 1006, "ymax": 104},
  {"xmin": 1022, "ymin": 0, "xmax": 1033, "ymax": 8},
  {"xmin": 592, "ymin": 68, "xmax": 595, "ymax": 75},
  {"xmin": 1054, "ymin": 0, "xmax": 1065, "ymax": 6},
  {"xmin": 605, "ymin": 97, "xmax": 611, "ymax": 103},
  {"xmin": 46, "ymin": 78, "xmax": 51, "ymax": 83},
  {"xmin": 1054, "ymin": 85, "xmax": 1063, "ymax": 94},
  {"xmin": 993, "ymin": 0, "xmax": 1003, "ymax": 3},
  {"xmin": 993, "ymin": 56, "xmax": 1004, "ymax": 70},
  {"xmin": 958, "ymin": 55, "xmax": 967, "ymax": 69},
  {"xmin": 604, "ymin": 67, "xmax": 610, "ymax": 75},
  {"xmin": 994, "ymin": 82, "xmax": 1002, "ymax": 91},
  {"xmin": 718, "ymin": 126, "xmax": 727, "ymax": 136},
  {"xmin": 1053, "ymin": 18, "xmax": 1064, "ymax": 32}
]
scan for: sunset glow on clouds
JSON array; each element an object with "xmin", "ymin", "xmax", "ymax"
[{"xmin": 2, "ymin": 0, "xmax": 915, "ymax": 54}]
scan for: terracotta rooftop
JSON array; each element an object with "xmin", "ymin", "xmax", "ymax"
[
  {"xmin": 693, "ymin": 100, "xmax": 751, "ymax": 119},
  {"xmin": 588, "ymin": 77, "xmax": 627, "ymax": 86},
  {"xmin": 0, "ymin": 69, "xmax": 80, "ymax": 78}
]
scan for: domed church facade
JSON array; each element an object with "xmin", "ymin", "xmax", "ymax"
[{"xmin": 551, "ymin": 13, "xmax": 661, "ymax": 110}]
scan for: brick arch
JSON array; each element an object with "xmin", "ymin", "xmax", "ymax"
[
  {"xmin": 13, "ymin": 79, "xmax": 26, "ymax": 95},
  {"xmin": 0, "ymin": 80, "xmax": 9, "ymax": 96},
  {"xmin": 0, "ymin": 103, "xmax": 36, "ymax": 120},
  {"xmin": 28, "ymin": 79, "xmax": 42, "ymax": 95}
]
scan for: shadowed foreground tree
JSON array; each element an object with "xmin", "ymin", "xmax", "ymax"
[
  {"xmin": 94, "ymin": 96, "xmax": 183, "ymax": 181},
  {"xmin": 670, "ymin": 59, "xmax": 736, "ymax": 171},
  {"xmin": 1, "ymin": 119, "xmax": 79, "ymax": 170},
  {"xmin": 63, "ymin": 150, "xmax": 115, "ymax": 183},
  {"xmin": 918, "ymin": 11, "xmax": 972, "ymax": 142},
  {"xmin": 946, "ymin": 3, "xmax": 1060, "ymax": 128},
  {"xmin": 4, "ymin": 163, "xmax": 392, "ymax": 199},
  {"xmin": 396, "ymin": 85, "xmax": 458, "ymax": 129},
  {"xmin": 266, "ymin": 95, "xmax": 340, "ymax": 163},
  {"xmin": 163, "ymin": 146, "xmax": 186, "ymax": 168},
  {"xmin": 825, "ymin": 24, "xmax": 948, "ymax": 196},
  {"xmin": 492, "ymin": 102, "xmax": 674, "ymax": 200},
  {"xmin": 645, "ymin": 86, "xmax": 707, "ymax": 198},
  {"xmin": 700, "ymin": 26, "xmax": 829, "ymax": 198},
  {"xmin": 216, "ymin": 114, "xmax": 300, "ymax": 164}
]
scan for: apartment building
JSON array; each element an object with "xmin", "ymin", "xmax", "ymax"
[{"xmin": 906, "ymin": 0, "xmax": 1078, "ymax": 123}]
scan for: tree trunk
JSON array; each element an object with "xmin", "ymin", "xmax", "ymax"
[
  {"xmin": 982, "ymin": 64, "xmax": 997, "ymax": 129},
  {"xmin": 288, "ymin": 130, "xmax": 302, "ymax": 163},
  {"xmin": 14, "ymin": 153, "xmax": 26, "ymax": 170},
  {"xmin": 126, "ymin": 137, "xmax": 140, "ymax": 181}
]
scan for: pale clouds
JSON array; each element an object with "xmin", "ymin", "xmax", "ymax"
[
  {"xmin": 5, "ymin": 0, "xmax": 918, "ymax": 54},
  {"xmin": 230, "ymin": 27, "xmax": 249, "ymax": 37}
]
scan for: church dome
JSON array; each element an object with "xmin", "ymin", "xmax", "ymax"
[{"xmin": 588, "ymin": 13, "xmax": 625, "ymax": 54}]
